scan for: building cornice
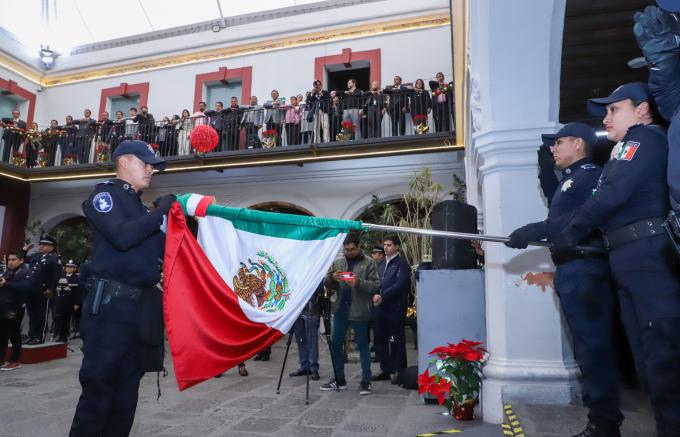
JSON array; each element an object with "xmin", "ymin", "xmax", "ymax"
[{"xmin": 37, "ymin": 13, "xmax": 450, "ymax": 88}]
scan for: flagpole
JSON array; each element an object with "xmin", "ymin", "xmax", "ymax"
[{"xmin": 362, "ymin": 223, "xmax": 605, "ymax": 254}]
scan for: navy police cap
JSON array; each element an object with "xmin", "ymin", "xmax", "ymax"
[
  {"xmin": 657, "ymin": 0, "xmax": 680, "ymax": 12},
  {"xmin": 587, "ymin": 82, "xmax": 651, "ymax": 117},
  {"xmin": 39, "ymin": 234, "xmax": 57, "ymax": 245},
  {"xmin": 111, "ymin": 140, "xmax": 167, "ymax": 170},
  {"xmin": 541, "ymin": 122, "xmax": 597, "ymax": 147}
]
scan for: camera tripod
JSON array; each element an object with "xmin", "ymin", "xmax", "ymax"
[{"xmin": 275, "ymin": 287, "xmax": 339, "ymax": 404}]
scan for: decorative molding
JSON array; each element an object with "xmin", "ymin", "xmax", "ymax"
[
  {"xmin": 69, "ymin": 0, "xmax": 385, "ymax": 55},
  {"xmin": 193, "ymin": 66, "xmax": 252, "ymax": 112},
  {"xmin": 38, "ymin": 14, "xmax": 450, "ymax": 88},
  {"xmin": 0, "ymin": 76, "xmax": 37, "ymax": 125},
  {"xmin": 314, "ymin": 48, "xmax": 381, "ymax": 85},
  {"xmin": 0, "ymin": 51, "xmax": 42, "ymax": 85},
  {"xmin": 98, "ymin": 82, "xmax": 150, "ymax": 117}
]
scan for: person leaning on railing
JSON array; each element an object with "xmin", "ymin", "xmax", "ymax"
[
  {"xmin": 241, "ymin": 96, "xmax": 264, "ymax": 149},
  {"xmin": 410, "ymin": 79, "xmax": 432, "ymax": 133},
  {"xmin": 306, "ymin": 80, "xmax": 331, "ymax": 143},
  {"xmin": 282, "ymin": 95, "xmax": 303, "ymax": 146},
  {"xmin": 59, "ymin": 115, "xmax": 77, "ymax": 165},
  {"xmin": 177, "ymin": 109, "xmax": 192, "ymax": 155}
]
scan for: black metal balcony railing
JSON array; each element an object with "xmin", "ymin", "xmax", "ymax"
[{"xmin": 0, "ymin": 90, "xmax": 454, "ymax": 169}]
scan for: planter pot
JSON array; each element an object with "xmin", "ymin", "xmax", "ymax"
[{"xmin": 451, "ymin": 399, "xmax": 476, "ymax": 421}]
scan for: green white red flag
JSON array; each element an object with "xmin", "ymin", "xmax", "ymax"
[{"xmin": 163, "ymin": 193, "xmax": 363, "ymax": 390}]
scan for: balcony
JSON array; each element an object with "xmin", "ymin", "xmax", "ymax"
[{"xmin": 0, "ymin": 90, "xmax": 458, "ymax": 182}]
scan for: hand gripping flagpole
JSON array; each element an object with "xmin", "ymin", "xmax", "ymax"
[{"xmin": 362, "ymin": 223, "xmax": 606, "ymax": 254}]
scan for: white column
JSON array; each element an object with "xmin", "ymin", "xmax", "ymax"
[{"xmin": 465, "ymin": 0, "xmax": 580, "ymax": 423}]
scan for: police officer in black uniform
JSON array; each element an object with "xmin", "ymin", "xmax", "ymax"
[
  {"xmin": 553, "ymin": 83, "xmax": 680, "ymax": 437},
  {"xmin": 69, "ymin": 140, "xmax": 176, "ymax": 437},
  {"xmin": 53, "ymin": 260, "xmax": 79, "ymax": 343},
  {"xmin": 506, "ymin": 123, "xmax": 622, "ymax": 437},
  {"xmin": 24, "ymin": 235, "xmax": 60, "ymax": 345}
]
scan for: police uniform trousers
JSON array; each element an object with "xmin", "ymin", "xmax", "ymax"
[
  {"xmin": 374, "ymin": 303, "xmax": 407, "ymax": 375},
  {"xmin": 70, "ymin": 292, "xmax": 144, "ymax": 437},
  {"xmin": 54, "ymin": 293, "xmax": 73, "ymax": 342},
  {"xmin": 26, "ymin": 289, "xmax": 48, "ymax": 340},
  {"xmin": 554, "ymin": 258, "xmax": 622, "ymax": 425},
  {"xmin": 608, "ymin": 235, "xmax": 680, "ymax": 437}
]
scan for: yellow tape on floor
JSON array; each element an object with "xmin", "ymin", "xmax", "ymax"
[
  {"xmin": 500, "ymin": 404, "xmax": 525, "ymax": 437},
  {"xmin": 416, "ymin": 429, "xmax": 463, "ymax": 436}
]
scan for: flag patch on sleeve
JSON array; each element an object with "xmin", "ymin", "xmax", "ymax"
[{"xmin": 617, "ymin": 141, "xmax": 639, "ymax": 161}]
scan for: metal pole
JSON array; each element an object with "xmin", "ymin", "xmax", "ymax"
[{"xmin": 363, "ymin": 222, "xmax": 605, "ymax": 254}]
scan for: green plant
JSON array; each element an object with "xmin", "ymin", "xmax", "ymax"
[
  {"xmin": 24, "ymin": 220, "xmax": 44, "ymax": 245},
  {"xmin": 451, "ymin": 174, "xmax": 467, "ymax": 202},
  {"xmin": 418, "ymin": 340, "xmax": 487, "ymax": 408},
  {"xmin": 51, "ymin": 218, "xmax": 92, "ymax": 264}
]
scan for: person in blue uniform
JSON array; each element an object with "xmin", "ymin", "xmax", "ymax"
[
  {"xmin": 23, "ymin": 234, "xmax": 60, "ymax": 345},
  {"xmin": 506, "ymin": 123, "xmax": 622, "ymax": 437},
  {"xmin": 552, "ymin": 83, "xmax": 680, "ymax": 437},
  {"xmin": 53, "ymin": 260, "xmax": 79, "ymax": 343},
  {"xmin": 69, "ymin": 140, "xmax": 176, "ymax": 437}
]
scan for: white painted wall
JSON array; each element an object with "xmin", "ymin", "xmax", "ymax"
[
  {"xmin": 33, "ymin": 25, "xmax": 451, "ymax": 126},
  {"xmin": 0, "ymin": 64, "xmax": 41, "ymax": 118}
]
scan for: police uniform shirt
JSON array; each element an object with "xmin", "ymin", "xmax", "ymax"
[
  {"xmin": 83, "ymin": 178, "xmax": 165, "ymax": 288},
  {"xmin": 28, "ymin": 251, "xmax": 60, "ymax": 292},
  {"xmin": 560, "ymin": 124, "xmax": 670, "ymax": 244}
]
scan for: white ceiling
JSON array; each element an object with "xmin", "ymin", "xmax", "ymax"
[{"xmin": 0, "ymin": 0, "xmax": 320, "ymax": 57}]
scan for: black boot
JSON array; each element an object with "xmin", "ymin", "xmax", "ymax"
[{"xmin": 571, "ymin": 419, "xmax": 621, "ymax": 437}]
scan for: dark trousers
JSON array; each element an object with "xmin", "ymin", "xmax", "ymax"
[
  {"xmin": 609, "ymin": 236, "xmax": 680, "ymax": 437},
  {"xmin": 554, "ymin": 259, "xmax": 622, "ymax": 425},
  {"xmin": 285, "ymin": 123, "xmax": 300, "ymax": 145},
  {"xmin": 26, "ymin": 292, "xmax": 48, "ymax": 340},
  {"xmin": 225, "ymin": 128, "xmax": 240, "ymax": 151},
  {"xmin": 374, "ymin": 304, "xmax": 407, "ymax": 375},
  {"xmin": 0, "ymin": 308, "xmax": 24, "ymax": 362},
  {"xmin": 389, "ymin": 108, "xmax": 406, "ymax": 136},
  {"xmin": 434, "ymin": 102, "xmax": 450, "ymax": 132},
  {"xmin": 331, "ymin": 308, "xmax": 371, "ymax": 383},
  {"xmin": 70, "ymin": 296, "xmax": 143, "ymax": 437},
  {"xmin": 54, "ymin": 311, "xmax": 71, "ymax": 342},
  {"xmin": 2, "ymin": 138, "xmax": 21, "ymax": 162},
  {"xmin": 294, "ymin": 315, "xmax": 320, "ymax": 372},
  {"xmin": 244, "ymin": 123, "xmax": 261, "ymax": 148},
  {"xmin": 364, "ymin": 111, "xmax": 383, "ymax": 139},
  {"xmin": 74, "ymin": 136, "xmax": 92, "ymax": 164}
]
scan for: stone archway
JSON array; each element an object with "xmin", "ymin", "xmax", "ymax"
[{"xmin": 247, "ymin": 201, "xmax": 314, "ymax": 217}]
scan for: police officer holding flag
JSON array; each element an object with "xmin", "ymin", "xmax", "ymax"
[
  {"xmin": 69, "ymin": 140, "xmax": 176, "ymax": 437},
  {"xmin": 506, "ymin": 123, "xmax": 622, "ymax": 437},
  {"xmin": 551, "ymin": 83, "xmax": 680, "ymax": 437}
]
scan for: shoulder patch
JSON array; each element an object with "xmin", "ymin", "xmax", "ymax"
[
  {"xmin": 92, "ymin": 192, "xmax": 114, "ymax": 213},
  {"xmin": 580, "ymin": 163, "xmax": 596, "ymax": 170},
  {"xmin": 617, "ymin": 141, "xmax": 640, "ymax": 161}
]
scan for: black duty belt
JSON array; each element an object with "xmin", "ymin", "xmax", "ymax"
[
  {"xmin": 603, "ymin": 217, "xmax": 666, "ymax": 250},
  {"xmin": 551, "ymin": 250, "xmax": 606, "ymax": 266},
  {"xmin": 84, "ymin": 277, "xmax": 143, "ymax": 302}
]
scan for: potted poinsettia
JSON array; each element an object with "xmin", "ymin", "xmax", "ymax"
[
  {"xmin": 413, "ymin": 114, "xmax": 429, "ymax": 134},
  {"xmin": 336, "ymin": 120, "xmax": 355, "ymax": 141},
  {"xmin": 262, "ymin": 129, "xmax": 279, "ymax": 148},
  {"xmin": 419, "ymin": 339, "xmax": 488, "ymax": 420}
]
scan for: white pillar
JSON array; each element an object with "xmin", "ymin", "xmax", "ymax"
[{"xmin": 465, "ymin": 0, "xmax": 580, "ymax": 423}]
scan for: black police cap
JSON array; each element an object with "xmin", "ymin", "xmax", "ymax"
[{"xmin": 112, "ymin": 140, "xmax": 167, "ymax": 170}]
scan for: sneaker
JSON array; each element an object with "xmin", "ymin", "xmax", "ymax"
[
  {"xmin": 320, "ymin": 379, "xmax": 347, "ymax": 391},
  {"xmin": 0, "ymin": 362, "xmax": 8, "ymax": 369},
  {"xmin": 1, "ymin": 362, "xmax": 22, "ymax": 371},
  {"xmin": 359, "ymin": 381, "xmax": 372, "ymax": 395},
  {"xmin": 311, "ymin": 371, "xmax": 320, "ymax": 381}
]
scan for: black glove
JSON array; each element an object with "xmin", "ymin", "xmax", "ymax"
[
  {"xmin": 634, "ymin": 5, "xmax": 680, "ymax": 66},
  {"xmin": 549, "ymin": 233, "xmax": 574, "ymax": 259},
  {"xmin": 537, "ymin": 145, "xmax": 554, "ymax": 171},
  {"xmin": 153, "ymin": 194, "xmax": 177, "ymax": 214},
  {"xmin": 505, "ymin": 225, "xmax": 536, "ymax": 249}
]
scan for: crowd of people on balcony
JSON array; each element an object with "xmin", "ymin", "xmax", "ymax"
[{"xmin": 0, "ymin": 72, "xmax": 454, "ymax": 168}]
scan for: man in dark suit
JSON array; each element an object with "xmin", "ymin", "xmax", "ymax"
[
  {"xmin": 133, "ymin": 106, "xmax": 155, "ymax": 144},
  {"xmin": 1, "ymin": 109, "xmax": 27, "ymax": 162},
  {"xmin": 74, "ymin": 109, "xmax": 97, "ymax": 164},
  {"xmin": 372, "ymin": 234, "xmax": 410, "ymax": 383},
  {"xmin": 205, "ymin": 102, "xmax": 225, "ymax": 151},
  {"xmin": 222, "ymin": 97, "xmax": 243, "ymax": 151},
  {"xmin": 306, "ymin": 80, "xmax": 331, "ymax": 142},
  {"xmin": 361, "ymin": 81, "xmax": 386, "ymax": 139},
  {"xmin": 384, "ymin": 76, "xmax": 410, "ymax": 137},
  {"xmin": 110, "ymin": 111, "xmax": 126, "ymax": 156},
  {"xmin": 429, "ymin": 72, "xmax": 454, "ymax": 133}
]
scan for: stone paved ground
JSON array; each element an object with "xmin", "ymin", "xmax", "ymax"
[{"xmin": 0, "ymin": 334, "xmax": 502, "ymax": 437}]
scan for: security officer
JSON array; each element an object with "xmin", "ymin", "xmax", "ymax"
[
  {"xmin": 506, "ymin": 123, "xmax": 622, "ymax": 437},
  {"xmin": 553, "ymin": 83, "xmax": 680, "ymax": 437},
  {"xmin": 23, "ymin": 234, "xmax": 60, "ymax": 345},
  {"xmin": 69, "ymin": 140, "xmax": 176, "ymax": 437},
  {"xmin": 53, "ymin": 260, "xmax": 79, "ymax": 343}
]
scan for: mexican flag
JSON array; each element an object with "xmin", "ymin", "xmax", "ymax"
[{"xmin": 163, "ymin": 193, "xmax": 363, "ymax": 390}]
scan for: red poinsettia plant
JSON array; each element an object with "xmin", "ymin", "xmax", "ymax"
[
  {"xmin": 413, "ymin": 114, "xmax": 428, "ymax": 124},
  {"xmin": 419, "ymin": 340, "xmax": 488, "ymax": 409},
  {"xmin": 262, "ymin": 129, "xmax": 279, "ymax": 138},
  {"xmin": 433, "ymin": 82, "xmax": 451, "ymax": 96},
  {"xmin": 341, "ymin": 120, "xmax": 355, "ymax": 131}
]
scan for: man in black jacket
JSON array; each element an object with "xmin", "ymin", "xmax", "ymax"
[
  {"xmin": 306, "ymin": 80, "xmax": 331, "ymax": 143},
  {"xmin": 1, "ymin": 109, "xmax": 27, "ymax": 162},
  {"xmin": 384, "ymin": 76, "xmax": 410, "ymax": 137},
  {"xmin": 205, "ymin": 102, "xmax": 225, "ymax": 151},
  {"xmin": 0, "ymin": 251, "xmax": 32, "ymax": 371},
  {"xmin": 133, "ymin": 106, "xmax": 155, "ymax": 144},
  {"xmin": 74, "ymin": 109, "xmax": 97, "ymax": 164},
  {"xmin": 24, "ymin": 235, "xmax": 60, "ymax": 344}
]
